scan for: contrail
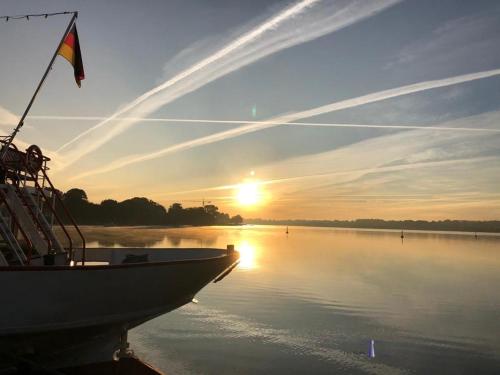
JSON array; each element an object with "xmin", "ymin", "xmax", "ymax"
[
  {"xmin": 70, "ymin": 68, "xmax": 500, "ymax": 180},
  {"xmin": 57, "ymin": 0, "xmax": 323, "ymax": 149},
  {"xmin": 152, "ymin": 156, "xmax": 498, "ymax": 199},
  {"xmin": 264, "ymin": 156, "xmax": 498, "ymax": 189},
  {"xmin": 29, "ymin": 115, "xmax": 500, "ymax": 133},
  {"xmin": 55, "ymin": 0, "xmax": 401, "ymax": 168}
]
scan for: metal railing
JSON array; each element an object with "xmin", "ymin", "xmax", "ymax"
[
  {"xmin": 0, "ymin": 189, "xmax": 34, "ymax": 264},
  {"xmin": 39, "ymin": 167, "xmax": 86, "ymax": 265},
  {"xmin": 23, "ymin": 170, "xmax": 73, "ymax": 256},
  {"xmin": 0, "ymin": 142, "xmax": 87, "ymax": 264},
  {"xmin": 0, "ymin": 154, "xmax": 53, "ymax": 254},
  {"xmin": 10, "ymin": 184, "xmax": 53, "ymax": 253}
]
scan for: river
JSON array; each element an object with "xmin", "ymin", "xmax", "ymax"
[{"xmin": 82, "ymin": 225, "xmax": 500, "ymax": 374}]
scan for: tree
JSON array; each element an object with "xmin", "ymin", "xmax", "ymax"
[
  {"xmin": 61, "ymin": 189, "xmax": 242, "ymax": 227},
  {"xmin": 117, "ymin": 197, "xmax": 167, "ymax": 225},
  {"xmin": 100, "ymin": 199, "xmax": 119, "ymax": 224},
  {"xmin": 204, "ymin": 204, "xmax": 219, "ymax": 216},
  {"xmin": 166, "ymin": 203, "xmax": 185, "ymax": 225},
  {"xmin": 62, "ymin": 188, "xmax": 93, "ymax": 224},
  {"xmin": 64, "ymin": 188, "xmax": 88, "ymax": 204},
  {"xmin": 204, "ymin": 204, "xmax": 220, "ymax": 225},
  {"xmin": 230, "ymin": 215, "xmax": 243, "ymax": 224}
]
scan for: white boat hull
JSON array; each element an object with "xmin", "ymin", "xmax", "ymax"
[{"xmin": 0, "ymin": 247, "xmax": 239, "ymax": 369}]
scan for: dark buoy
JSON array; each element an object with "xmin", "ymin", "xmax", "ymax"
[{"xmin": 286, "ymin": 226, "xmax": 289, "ymax": 235}]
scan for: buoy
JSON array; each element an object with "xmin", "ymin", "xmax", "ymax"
[
  {"xmin": 368, "ymin": 339, "xmax": 376, "ymax": 358},
  {"xmin": 286, "ymin": 226, "xmax": 289, "ymax": 235}
]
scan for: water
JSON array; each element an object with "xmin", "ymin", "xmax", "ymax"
[{"xmin": 82, "ymin": 225, "xmax": 500, "ymax": 374}]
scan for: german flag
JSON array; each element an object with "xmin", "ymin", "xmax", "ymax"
[{"xmin": 57, "ymin": 24, "xmax": 85, "ymax": 87}]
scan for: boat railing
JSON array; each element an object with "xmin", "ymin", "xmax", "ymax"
[
  {"xmin": 0, "ymin": 189, "xmax": 34, "ymax": 264},
  {"xmin": 0, "ymin": 155, "xmax": 54, "ymax": 255},
  {"xmin": 38, "ymin": 166, "xmax": 86, "ymax": 265},
  {"xmin": 22, "ymin": 172, "xmax": 74, "ymax": 256},
  {"xmin": 9, "ymin": 184, "xmax": 54, "ymax": 253},
  {"xmin": 0, "ymin": 141, "xmax": 86, "ymax": 264}
]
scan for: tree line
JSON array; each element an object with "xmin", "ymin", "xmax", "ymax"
[
  {"xmin": 247, "ymin": 218, "xmax": 500, "ymax": 233},
  {"xmin": 59, "ymin": 188, "xmax": 243, "ymax": 226}
]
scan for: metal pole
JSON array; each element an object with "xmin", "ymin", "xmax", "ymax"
[{"xmin": 2, "ymin": 12, "xmax": 78, "ymax": 158}]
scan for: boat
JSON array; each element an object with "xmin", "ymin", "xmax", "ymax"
[
  {"xmin": 0, "ymin": 11, "xmax": 240, "ymax": 372},
  {"xmin": 0, "ymin": 142, "xmax": 239, "ymax": 371}
]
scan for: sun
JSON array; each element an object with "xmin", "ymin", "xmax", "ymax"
[{"xmin": 236, "ymin": 182, "xmax": 260, "ymax": 206}]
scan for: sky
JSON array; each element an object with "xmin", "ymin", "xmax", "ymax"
[{"xmin": 1, "ymin": 0, "xmax": 500, "ymax": 220}]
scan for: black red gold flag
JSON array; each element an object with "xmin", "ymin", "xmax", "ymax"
[{"xmin": 57, "ymin": 24, "xmax": 85, "ymax": 87}]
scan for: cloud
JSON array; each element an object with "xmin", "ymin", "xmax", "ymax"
[
  {"xmin": 55, "ymin": 0, "xmax": 401, "ymax": 169},
  {"xmin": 255, "ymin": 110, "xmax": 500, "ymax": 182},
  {"xmin": 146, "ymin": 110, "xmax": 500, "ymax": 219},
  {"xmin": 246, "ymin": 111, "xmax": 500, "ymax": 218},
  {"xmin": 0, "ymin": 106, "xmax": 18, "ymax": 127},
  {"xmin": 387, "ymin": 10, "xmax": 500, "ymax": 70},
  {"xmin": 158, "ymin": 157, "xmax": 497, "ymax": 198},
  {"xmin": 69, "ymin": 68, "xmax": 500, "ymax": 180}
]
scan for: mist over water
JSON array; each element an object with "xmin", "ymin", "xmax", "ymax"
[{"xmin": 82, "ymin": 225, "xmax": 500, "ymax": 374}]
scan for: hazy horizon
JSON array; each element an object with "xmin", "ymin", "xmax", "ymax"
[
  {"xmin": 64, "ymin": 186, "xmax": 500, "ymax": 224},
  {"xmin": 1, "ymin": 0, "xmax": 500, "ymax": 220}
]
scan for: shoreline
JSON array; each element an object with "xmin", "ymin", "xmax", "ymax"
[
  {"xmin": 72, "ymin": 223, "xmax": 500, "ymax": 236},
  {"xmin": 244, "ymin": 220, "xmax": 500, "ymax": 234}
]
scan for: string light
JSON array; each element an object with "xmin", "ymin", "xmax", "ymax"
[{"xmin": 1, "ymin": 11, "xmax": 77, "ymax": 22}]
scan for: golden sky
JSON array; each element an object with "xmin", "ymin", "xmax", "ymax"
[{"xmin": 2, "ymin": 0, "xmax": 500, "ymax": 220}]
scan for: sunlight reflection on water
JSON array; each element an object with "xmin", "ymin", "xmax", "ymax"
[
  {"xmin": 235, "ymin": 240, "xmax": 257, "ymax": 270},
  {"xmin": 74, "ymin": 225, "xmax": 500, "ymax": 374}
]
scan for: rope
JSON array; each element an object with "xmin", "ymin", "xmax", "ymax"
[{"xmin": 0, "ymin": 11, "xmax": 77, "ymax": 22}]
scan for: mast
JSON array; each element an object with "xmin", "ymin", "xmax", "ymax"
[{"xmin": 1, "ymin": 12, "xmax": 78, "ymax": 158}]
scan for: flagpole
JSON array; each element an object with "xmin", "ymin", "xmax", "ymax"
[{"xmin": 2, "ymin": 11, "xmax": 78, "ymax": 158}]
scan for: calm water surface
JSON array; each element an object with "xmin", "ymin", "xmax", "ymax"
[{"xmin": 83, "ymin": 225, "xmax": 500, "ymax": 374}]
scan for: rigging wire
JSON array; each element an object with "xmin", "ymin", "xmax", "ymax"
[{"xmin": 0, "ymin": 11, "xmax": 77, "ymax": 22}]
